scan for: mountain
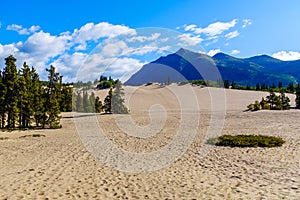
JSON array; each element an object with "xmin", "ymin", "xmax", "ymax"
[{"xmin": 125, "ymin": 48, "xmax": 299, "ymax": 86}]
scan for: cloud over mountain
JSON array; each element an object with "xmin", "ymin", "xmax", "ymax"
[{"xmin": 0, "ymin": 19, "xmax": 251, "ymax": 82}]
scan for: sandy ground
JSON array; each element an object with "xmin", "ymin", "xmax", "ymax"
[{"xmin": 0, "ymin": 84, "xmax": 299, "ymax": 199}]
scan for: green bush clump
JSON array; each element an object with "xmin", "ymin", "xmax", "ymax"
[
  {"xmin": 247, "ymin": 91, "xmax": 290, "ymax": 111},
  {"xmin": 0, "ymin": 137, "xmax": 9, "ymax": 140},
  {"xmin": 208, "ymin": 134, "xmax": 285, "ymax": 148},
  {"xmin": 19, "ymin": 134, "xmax": 46, "ymax": 138}
]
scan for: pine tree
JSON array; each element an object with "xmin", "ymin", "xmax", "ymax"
[
  {"xmin": 231, "ymin": 81, "xmax": 237, "ymax": 89},
  {"xmin": 44, "ymin": 66, "xmax": 62, "ymax": 128},
  {"xmin": 256, "ymin": 83, "xmax": 260, "ymax": 91},
  {"xmin": 89, "ymin": 92, "xmax": 96, "ymax": 113},
  {"xmin": 18, "ymin": 62, "xmax": 34, "ymax": 128},
  {"xmin": 95, "ymin": 96, "xmax": 103, "ymax": 113},
  {"xmin": 32, "ymin": 68, "xmax": 45, "ymax": 127},
  {"xmin": 266, "ymin": 92, "xmax": 281, "ymax": 110},
  {"xmin": 296, "ymin": 84, "xmax": 300, "ymax": 109},
  {"xmin": 72, "ymin": 91, "xmax": 77, "ymax": 111},
  {"xmin": 2, "ymin": 55, "xmax": 19, "ymax": 128},
  {"xmin": 83, "ymin": 91, "xmax": 91, "ymax": 112},
  {"xmin": 111, "ymin": 82, "xmax": 128, "ymax": 114},
  {"xmin": 103, "ymin": 88, "xmax": 113, "ymax": 113},
  {"xmin": 0, "ymin": 70, "xmax": 6, "ymax": 128},
  {"xmin": 76, "ymin": 92, "xmax": 84, "ymax": 112},
  {"xmin": 224, "ymin": 80, "xmax": 230, "ymax": 89},
  {"xmin": 279, "ymin": 92, "xmax": 290, "ymax": 110},
  {"xmin": 261, "ymin": 83, "xmax": 266, "ymax": 90},
  {"xmin": 287, "ymin": 82, "xmax": 294, "ymax": 93},
  {"xmin": 271, "ymin": 83, "xmax": 276, "ymax": 89},
  {"xmin": 60, "ymin": 86, "xmax": 73, "ymax": 112}
]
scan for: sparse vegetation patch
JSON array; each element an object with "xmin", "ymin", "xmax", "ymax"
[
  {"xmin": 19, "ymin": 134, "xmax": 46, "ymax": 138},
  {"xmin": 208, "ymin": 134, "xmax": 285, "ymax": 148}
]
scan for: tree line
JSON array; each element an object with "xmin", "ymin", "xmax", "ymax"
[
  {"xmin": 0, "ymin": 55, "xmax": 72, "ymax": 129},
  {"xmin": 223, "ymin": 80, "xmax": 298, "ymax": 94},
  {"xmin": 73, "ymin": 79, "xmax": 128, "ymax": 114}
]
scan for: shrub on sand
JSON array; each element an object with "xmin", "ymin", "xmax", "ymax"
[{"xmin": 207, "ymin": 134, "xmax": 285, "ymax": 148}]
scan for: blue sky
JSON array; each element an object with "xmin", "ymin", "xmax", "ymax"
[{"xmin": 1, "ymin": 0, "xmax": 300, "ymax": 81}]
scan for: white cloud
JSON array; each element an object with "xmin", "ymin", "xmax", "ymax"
[
  {"xmin": 181, "ymin": 19, "xmax": 240, "ymax": 46},
  {"xmin": 225, "ymin": 31, "xmax": 240, "ymax": 40},
  {"xmin": 101, "ymin": 40, "xmax": 128, "ymax": 57},
  {"xmin": 184, "ymin": 24, "xmax": 197, "ymax": 31},
  {"xmin": 124, "ymin": 44, "xmax": 171, "ymax": 56},
  {"xmin": 126, "ymin": 33, "xmax": 161, "ymax": 42},
  {"xmin": 77, "ymin": 54, "xmax": 146, "ymax": 82},
  {"xmin": 29, "ymin": 25, "xmax": 41, "ymax": 33},
  {"xmin": 178, "ymin": 33, "xmax": 203, "ymax": 46},
  {"xmin": 231, "ymin": 50, "xmax": 240, "ymax": 55},
  {"xmin": 272, "ymin": 51, "xmax": 300, "ymax": 61},
  {"xmin": 242, "ymin": 19, "xmax": 252, "ymax": 28},
  {"xmin": 72, "ymin": 22, "xmax": 136, "ymax": 50},
  {"xmin": 50, "ymin": 52, "xmax": 89, "ymax": 75},
  {"xmin": 6, "ymin": 24, "xmax": 41, "ymax": 35},
  {"xmin": 193, "ymin": 19, "xmax": 238, "ymax": 36},
  {"xmin": 0, "ymin": 43, "xmax": 18, "ymax": 58},
  {"xmin": 207, "ymin": 49, "xmax": 221, "ymax": 57},
  {"xmin": 20, "ymin": 31, "xmax": 71, "ymax": 58}
]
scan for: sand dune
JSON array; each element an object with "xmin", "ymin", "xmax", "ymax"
[{"xmin": 0, "ymin": 85, "xmax": 299, "ymax": 199}]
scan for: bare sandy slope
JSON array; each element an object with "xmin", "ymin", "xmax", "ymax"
[{"xmin": 0, "ymin": 85, "xmax": 299, "ymax": 199}]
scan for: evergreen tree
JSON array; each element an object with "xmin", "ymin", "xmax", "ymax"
[
  {"xmin": 82, "ymin": 91, "xmax": 91, "ymax": 112},
  {"xmin": 0, "ymin": 70, "xmax": 6, "ymax": 128},
  {"xmin": 261, "ymin": 83, "xmax": 267, "ymax": 91},
  {"xmin": 224, "ymin": 80, "xmax": 230, "ymax": 89},
  {"xmin": 76, "ymin": 92, "xmax": 84, "ymax": 112},
  {"xmin": 89, "ymin": 92, "xmax": 96, "ymax": 113},
  {"xmin": 95, "ymin": 96, "xmax": 103, "ymax": 113},
  {"xmin": 2, "ymin": 55, "xmax": 19, "ymax": 128},
  {"xmin": 111, "ymin": 82, "xmax": 128, "ymax": 114},
  {"xmin": 279, "ymin": 92, "xmax": 290, "ymax": 110},
  {"xmin": 271, "ymin": 83, "xmax": 276, "ymax": 89},
  {"xmin": 18, "ymin": 62, "xmax": 34, "ymax": 128},
  {"xmin": 266, "ymin": 92, "xmax": 281, "ymax": 110},
  {"xmin": 72, "ymin": 91, "xmax": 77, "ymax": 111},
  {"xmin": 103, "ymin": 88, "xmax": 113, "ymax": 113},
  {"xmin": 231, "ymin": 81, "xmax": 237, "ymax": 89},
  {"xmin": 32, "ymin": 69, "xmax": 45, "ymax": 127},
  {"xmin": 44, "ymin": 66, "xmax": 62, "ymax": 128},
  {"xmin": 256, "ymin": 83, "xmax": 260, "ymax": 91},
  {"xmin": 60, "ymin": 86, "xmax": 73, "ymax": 112},
  {"xmin": 296, "ymin": 84, "xmax": 300, "ymax": 109},
  {"xmin": 166, "ymin": 76, "xmax": 171, "ymax": 85},
  {"xmin": 287, "ymin": 82, "xmax": 294, "ymax": 93}
]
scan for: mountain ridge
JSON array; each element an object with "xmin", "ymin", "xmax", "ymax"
[{"xmin": 125, "ymin": 48, "xmax": 300, "ymax": 86}]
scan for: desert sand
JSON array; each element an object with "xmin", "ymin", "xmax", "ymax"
[{"xmin": 0, "ymin": 84, "xmax": 299, "ymax": 199}]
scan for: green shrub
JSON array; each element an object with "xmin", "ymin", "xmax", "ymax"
[
  {"xmin": 208, "ymin": 134, "xmax": 285, "ymax": 148},
  {"xmin": 145, "ymin": 82, "xmax": 153, "ymax": 86},
  {"xmin": 247, "ymin": 91, "xmax": 290, "ymax": 111},
  {"xmin": 32, "ymin": 134, "xmax": 46, "ymax": 137},
  {"xmin": 0, "ymin": 137, "xmax": 9, "ymax": 140},
  {"xmin": 19, "ymin": 134, "xmax": 46, "ymax": 138},
  {"xmin": 247, "ymin": 100, "xmax": 261, "ymax": 111}
]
